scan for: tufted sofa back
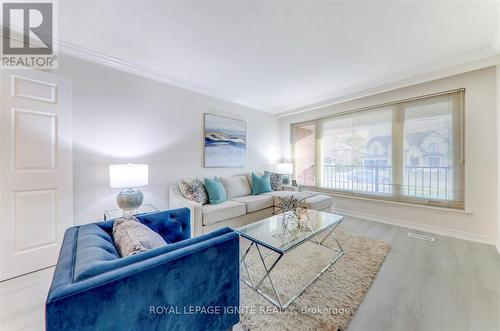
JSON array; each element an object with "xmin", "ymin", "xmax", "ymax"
[{"xmin": 73, "ymin": 209, "xmax": 190, "ymax": 281}]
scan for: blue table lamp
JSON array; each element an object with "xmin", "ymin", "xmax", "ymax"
[{"xmin": 109, "ymin": 163, "xmax": 148, "ymax": 217}]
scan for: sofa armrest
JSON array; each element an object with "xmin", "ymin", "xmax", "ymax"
[
  {"xmin": 169, "ymin": 185, "xmax": 203, "ymax": 237},
  {"xmin": 46, "ymin": 228, "xmax": 240, "ymax": 331}
]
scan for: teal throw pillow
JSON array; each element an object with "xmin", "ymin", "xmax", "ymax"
[
  {"xmin": 204, "ymin": 177, "xmax": 227, "ymax": 205},
  {"xmin": 252, "ymin": 172, "xmax": 272, "ymax": 195}
]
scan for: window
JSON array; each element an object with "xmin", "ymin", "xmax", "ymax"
[
  {"xmin": 428, "ymin": 143, "xmax": 439, "ymax": 153},
  {"xmin": 292, "ymin": 122, "xmax": 316, "ymax": 186},
  {"xmin": 426, "ymin": 156, "xmax": 441, "ymax": 167},
  {"xmin": 410, "ymin": 155, "xmax": 419, "ymax": 166},
  {"xmin": 320, "ymin": 107, "xmax": 393, "ymax": 194},
  {"xmin": 291, "ymin": 90, "xmax": 465, "ymax": 209}
]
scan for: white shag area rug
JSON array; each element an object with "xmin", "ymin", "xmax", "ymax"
[{"xmin": 239, "ymin": 230, "xmax": 390, "ymax": 331}]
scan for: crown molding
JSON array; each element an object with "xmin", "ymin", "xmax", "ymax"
[
  {"xmin": 2, "ymin": 28, "xmax": 272, "ymax": 112},
  {"xmin": 4, "ymin": 27, "xmax": 498, "ymax": 116},
  {"xmin": 54, "ymin": 40, "xmax": 272, "ymax": 113},
  {"xmin": 59, "ymin": 41, "xmax": 498, "ymax": 117},
  {"xmin": 274, "ymin": 47, "xmax": 500, "ymax": 117}
]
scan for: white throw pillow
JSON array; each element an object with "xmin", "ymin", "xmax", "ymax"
[{"xmin": 219, "ymin": 175, "xmax": 251, "ymax": 199}]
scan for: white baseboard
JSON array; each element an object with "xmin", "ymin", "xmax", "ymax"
[{"xmin": 335, "ymin": 208, "xmax": 497, "ymax": 246}]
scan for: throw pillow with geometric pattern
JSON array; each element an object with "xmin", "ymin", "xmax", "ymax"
[
  {"xmin": 178, "ymin": 177, "xmax": 209, "ymax": 204},
  {"xmin": 265, "ymin": 171, "xmax": 284, "ymax": 191}
]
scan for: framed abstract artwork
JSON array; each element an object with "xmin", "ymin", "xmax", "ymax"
[{"xmin": 204, "ymin": 113, "xmax": 246, "ymax": 167}]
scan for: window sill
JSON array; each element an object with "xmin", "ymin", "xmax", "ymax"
[{"xmin": 300, "ymin": 187, "xmax": 472, "ymax": 215}]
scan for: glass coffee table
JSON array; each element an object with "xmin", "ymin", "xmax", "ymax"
[{"xmin": 235, "ymin": 209, "xmax": 344, "ymax": 310}]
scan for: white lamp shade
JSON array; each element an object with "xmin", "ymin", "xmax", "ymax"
[
  {"xmin": 275, "ymin": 163, "xmax": 293, "ymax": 174},
  {"xmin": 109, "ymin": 164, "xmax": 148, "ymax": 188}
]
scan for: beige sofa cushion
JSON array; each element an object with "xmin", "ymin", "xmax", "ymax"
[
  {"xmin": 303, "ymin": 194, "xmax": 332, "ymax": 211},
  {"xmin": 262, "ymin": 190, "xmax": 313, "ymax": 204},
  {"xmin": 219, "ymin": 176, "xmax": 251, "ymax": 199},
  {"xmin": 262, "ymin": 191, "xmax": 332, "ymax": 211},
  {"xmin": 202, "ymin": 200, "xmax": 246, "ymax": 226},
  {"xmin": 230, "ymin": 195, "xmax": 274, "ymax": 213}
]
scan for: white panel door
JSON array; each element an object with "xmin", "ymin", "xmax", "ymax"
[{"xmin": 1, "ymin": 70, "xmax": 73, "ymax": 281}]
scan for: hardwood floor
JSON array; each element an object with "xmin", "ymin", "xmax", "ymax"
[
  {"xmin": 0, "ymin": 267, "xmax": 53, "ymax": 331},
  {"xmin": 343, "ymin": 218, "xmax": 500, "ymax": 331},
  {"xmin": 1, "ymin": 217, "xmax": 499, "ymax": 331}
]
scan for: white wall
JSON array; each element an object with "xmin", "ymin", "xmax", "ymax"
[
  {"xmin": 56, "ymin": 55, "xmax": 280, "ymax": 224},
  {"xmin": 279, "ymin": 67, "xmax": 498, "ymax": 244}
]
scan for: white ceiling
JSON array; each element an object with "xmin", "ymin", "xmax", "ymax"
[{"xmin": 58, "ymin": 1, "xmax": 500, "ymax": 114}]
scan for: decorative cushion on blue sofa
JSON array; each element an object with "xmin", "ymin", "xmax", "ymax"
[{"xmin": 112, "ymin": 217, "xmax": 167, "ymax": 257}]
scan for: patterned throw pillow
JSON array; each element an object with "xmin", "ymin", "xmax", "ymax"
[
  {"xmin": 265, "ymin": 171, "xmax": 284, "ymax": 191},
  {"xmin": 178, "ymin": 178, "xmax": 209, "ymax": 204},
  {"xmin": 112, "ymin": 216, "xmax": 167, "ymax": 257}
]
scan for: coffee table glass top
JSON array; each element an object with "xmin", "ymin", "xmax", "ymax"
[{"xmin": 236, "ymin": 210, "xmax": 344, "ymax": 253}]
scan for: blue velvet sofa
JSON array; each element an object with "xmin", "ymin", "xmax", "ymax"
[{"xmin": 46, "ymin": 208, "xmax": 240, "ymax": 331}]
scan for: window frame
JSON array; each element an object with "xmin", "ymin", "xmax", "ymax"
[{"xmin": 291, "ymin": 89, "xmax": 465, "ymax": 210}]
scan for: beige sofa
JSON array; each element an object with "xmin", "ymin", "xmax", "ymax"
[{"xmin": 169, "ymin": 174, "xmax": 332, "ymax": 237}]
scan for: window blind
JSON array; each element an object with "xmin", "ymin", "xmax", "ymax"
[{"xmin": 291, "ymin": 89, "xmax": 465, "ymax": 209}]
